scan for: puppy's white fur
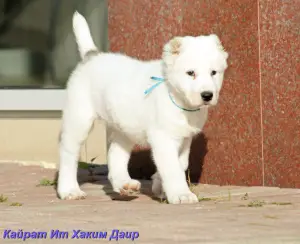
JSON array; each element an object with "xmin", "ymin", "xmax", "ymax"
[{"xmin": 57, "ymin": 12, "xmax": 228, "ymax": 204}]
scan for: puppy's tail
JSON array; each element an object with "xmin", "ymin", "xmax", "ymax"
[{"xmin": 72, "ymin": 11, "xmax": 98, "ymax": 59}]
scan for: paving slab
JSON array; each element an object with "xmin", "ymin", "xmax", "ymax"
[{"xmin": 0, "ymin": 163, "xmax": 300, "ymax": 244}]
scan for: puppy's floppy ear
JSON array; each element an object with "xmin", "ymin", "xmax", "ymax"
[
  {"xmin": 163, "ymin": 37, "xmax": 184, "ymax": 67},
  {"xmin": 163, "ymin": 37, "xmax": 183, "ymax": 56},
  {"xmin": 210, "ymin": 34, "xmax": 229, "ymax": 59}
]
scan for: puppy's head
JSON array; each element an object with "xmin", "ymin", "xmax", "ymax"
[{"xmin": 162, "ymin": 35, "xmax": 228, "ymax": 108}]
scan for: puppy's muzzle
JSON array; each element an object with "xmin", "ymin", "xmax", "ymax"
[{"xmin": 201, "ymin": 91, "xmax": 214, "ymax": 102}]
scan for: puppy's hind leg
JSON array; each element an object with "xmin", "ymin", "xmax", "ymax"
[
  {"xmin": 151, "ymin": 171, "xmax": 165, "ymax": 199},
  {"xmin": 57, "ymin": 92, "xmax": 95, "ymax": 200}
]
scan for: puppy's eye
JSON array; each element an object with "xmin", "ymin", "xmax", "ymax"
[
  {"xmin": 211, "ymin": 70, "xmax": 217, "ymax": 76},
  {"xmin": 186, "ymin": 70, "xmax": 195, "ymax": 77}
]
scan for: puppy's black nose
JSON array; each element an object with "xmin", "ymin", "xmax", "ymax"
[{"xmin": 201, "ymin": 91, "xmax": 213, "ymax": 102}]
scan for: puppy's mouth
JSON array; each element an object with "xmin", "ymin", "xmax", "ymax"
[
  {"xmin": 188, "ymin": 100, "xmax": 217, "ymax": 109},
  {"xmin": 203, "ymin": 100, "xmax": 218, "ymax": 107},
  {"xmin": 173, "ymin": 91, "xmax": 217, "ymax": 110},
  {"xmin": 203, "ymin": 101, "xmax": 215, "ymax": 106},
  {"xmin": 188, "ymin": 98, "xmax": 213, "ymax": 108},
  {"xmin": 199, "ymin": 103, "xmax": 214, "ymax": 109}
]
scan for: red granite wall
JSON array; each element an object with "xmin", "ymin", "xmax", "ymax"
[
  {"xmin": 260, "ymin": 0, "xmax": 300, "ymax": 188},
  {"xmin": 108, "ymin": 0, "xmax": 300, "ymax": 188}
]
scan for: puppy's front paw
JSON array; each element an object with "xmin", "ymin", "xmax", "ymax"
[
  {"xmin": 111, "ymin": 179, "xmax": 141, "ymax": 196},
  {"xmin": 120, "ymin": 179, "xmax": 141, "ymax": 195},
  {"xmin": 58, "ymin": 187, "xmax": 87, "ymax": 200},
  {"xmin": 167, "ymin": 191, "xmax": 198, "ymax": 204}
]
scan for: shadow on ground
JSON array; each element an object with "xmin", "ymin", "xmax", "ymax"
[{"xmin": 54, "ymin": 133, "xmax": 208, "ymax": 202}]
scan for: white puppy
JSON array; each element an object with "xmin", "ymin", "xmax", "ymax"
[{"xmin": 57, "ymin": 12, "xmax": 229, "ymax": 204}]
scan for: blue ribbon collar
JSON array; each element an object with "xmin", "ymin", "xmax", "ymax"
[{"xmin": 144, "ymin": 76, "xmax": 200, "ymax": 112}]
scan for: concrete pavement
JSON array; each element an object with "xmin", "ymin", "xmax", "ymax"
[{"xmin": 0, "ymin": 162, "xmax": 300, "ymax": 243}]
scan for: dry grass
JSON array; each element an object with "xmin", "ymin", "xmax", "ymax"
[
  {"xmin": 198, "ymin": 197, "xmax": 214, "ymax": 202},
  {"xmin": 37, "ymin": 178, "xmax": 57, "ymax": 187},
  {"xmin": 270, "ymin": 202, "xmax": 292, "ymax": 206},
  {"xmin": 239, "ymin": 200, "xmax": 292, "ymax": 208},
  {"xmin": 0, "ymin": 194, "xmax": 8, "ymax": 203},
  {"xmin": 247, "ymin": 200, "xmax": 266, "ymax": 207},
  {"xmin": 10, "ymin": 202, "xmax": 23, "ymax": 206}
]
